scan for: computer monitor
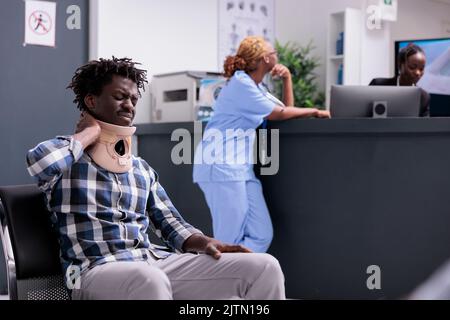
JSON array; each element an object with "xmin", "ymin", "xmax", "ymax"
[
  {"xmin": 430, "ymin": 93, "xmax": 450, "ymax": 117},
  {"xmin": 330, "ymin": 85, "xmax": 422, "ymax": 118}
]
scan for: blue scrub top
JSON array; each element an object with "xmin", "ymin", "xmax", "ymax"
[{"xmin": 193, "ymin": 71, "xmax": 278, "ymax": 182}]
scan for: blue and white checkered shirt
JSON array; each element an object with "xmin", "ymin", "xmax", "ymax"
[{"xmin": 26, "ymin": 136, "xmax": 202, "ymax": 286}]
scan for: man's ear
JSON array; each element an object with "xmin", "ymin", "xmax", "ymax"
[{"xmin": 84, "ymin": 94, "xmax": 96, "ymax": 112}]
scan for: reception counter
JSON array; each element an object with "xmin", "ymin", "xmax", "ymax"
[{"xmin": 136, "ymin": 118, "xmax": 450, "ymax": 299}]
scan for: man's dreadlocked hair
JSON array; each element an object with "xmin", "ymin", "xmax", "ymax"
[{"xmin": 67, "ymin": 57, "xmax": 148, "ymax": 111}]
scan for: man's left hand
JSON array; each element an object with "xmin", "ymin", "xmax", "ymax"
[{"xmin": 183, "ymin": 234, "xmax": 252, "ymax": 259}]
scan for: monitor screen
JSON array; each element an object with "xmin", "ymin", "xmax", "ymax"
[
  {"xmin": 395, "ymin": 38, "xmax": 450, "ymax": 95},
  {"xmin": 330, "ymin": 85, "xmax": 422, "ymax": 118}
]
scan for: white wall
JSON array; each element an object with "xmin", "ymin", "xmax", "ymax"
[
  {"xmin": 91, "ymin": 0, "xmax": 365, "ymax": 122},
  {"xmin": 91, "ymin": 0, "xmax": 450, "ymax": 123},
  {"xmin": 91, "ymin": 0, "xmax": 219, "ymax": 124},
  {"xmin": 360, "ymin": 0, "xmax": 392, "ymax": 85},
  {"xmin": 392, "ymin": 0, "xmax": 450, "ymax": 41},
  {"xmin": 275, "ymin": 0, "xmax": 363, "ymax": 91},
  {"xmin": 276, "ymin": 0, "xmax": 450, "ymax": 88}
]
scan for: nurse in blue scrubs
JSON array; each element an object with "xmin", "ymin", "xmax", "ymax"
[{"xmin": 193, "ymin": 36, "xmax": 330, "ymax": 253}]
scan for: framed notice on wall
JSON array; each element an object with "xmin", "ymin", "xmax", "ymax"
[
  {"xmin": 218, "ymin": 0, "xmax": 275, "ymax": 71},
  {"xmin": 24, "ymin": 0, "xmax": 57, "ymax": 47},
  {"xmin": 379, "ymin": 0, "xmax": 398, "ymax": 22}
]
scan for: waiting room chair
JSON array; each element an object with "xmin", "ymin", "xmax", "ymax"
[{"xmin": 0, "ymin": 184, "xmax": 70, "ymax": 300}]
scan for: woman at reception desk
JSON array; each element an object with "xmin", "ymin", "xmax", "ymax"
[{"xmin": 370, "ymin": 43, "xmax": 430, "ymax": 117}]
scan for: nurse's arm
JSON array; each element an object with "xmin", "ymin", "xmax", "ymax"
[
  {"xmin": 266, "ymin": 105, "xmax": 329, "ymax": 120},
  {"xmin": 271, "ymin": 64, "xmax": 294, "ymax": 107}
]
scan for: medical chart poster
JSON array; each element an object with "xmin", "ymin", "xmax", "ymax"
[
  {"xmin": 218, "ymin": 0, "xmax": 275, "ymax": 70},
  {"xmin": 24, "ymin": 0, "xmax": 57, "ymax": 47}
]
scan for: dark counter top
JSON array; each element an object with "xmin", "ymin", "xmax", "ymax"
[
  {"xmin": 136, "ymin": 116, "xmax": 450, "ymax": 299},
  {"xmin": 136, "ymin": 118, "xmax": 450, "ymax": 135}
]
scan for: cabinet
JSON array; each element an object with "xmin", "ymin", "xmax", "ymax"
[{"xmin": 326, "ymin": 8, "xmax": 363, "ymax": 108}]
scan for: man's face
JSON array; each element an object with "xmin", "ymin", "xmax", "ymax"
[{"xmin": 85, "ymin": 75, "xmax": 139, "ymax": 126}]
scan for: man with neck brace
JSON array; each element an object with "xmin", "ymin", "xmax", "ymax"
[{"xmin": 26, "ymin": 57, "xmax": 285, "ymax": 300}]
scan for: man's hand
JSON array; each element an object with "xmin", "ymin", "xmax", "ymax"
[
  {"xmin": 183, "ymin": 234, "xmax": 252, "ymax": 259},
  {"xmin": 73, "ymin": 112, "xmax": 101, "ymax": 149},
  {"xmin": 270, "ymin": 64, "xmax": 291, "ymax": 80}
]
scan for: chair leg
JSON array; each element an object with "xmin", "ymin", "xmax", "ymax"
[
  {"xmin": 0, "ymin": 237, "xmax": 8, "ymax": 295},
  {"xmin": 0, "ymin": 222, "xmax": 17, "ymax": 299},
  {"xmin": 7, "ymin": 261, "xmax": 17, "ymax": 300}
]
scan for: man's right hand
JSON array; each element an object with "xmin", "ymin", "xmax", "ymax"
[{"xmin": 73, "ymin": 112, "xmax": 101, "ymax": 149}]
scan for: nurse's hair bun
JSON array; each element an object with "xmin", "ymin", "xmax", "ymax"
[
  {"xmin": 223, "ymin": 55, "xmax": 247, "ymax": 78},
  {"xmin": 222, "ymin": 36, "xmax": 268, "ymax": 79}
]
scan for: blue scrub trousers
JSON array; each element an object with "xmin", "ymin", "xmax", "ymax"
[{"xmin": 198, "ymin": 178, "xmax": 273, "ymax": 253}]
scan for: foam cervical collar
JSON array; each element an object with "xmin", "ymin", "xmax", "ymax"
[{"xmin": 87, "ymin": 119, "xmax": 136, "ymax": 173}]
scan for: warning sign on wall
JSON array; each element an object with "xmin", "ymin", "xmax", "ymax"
[{"xmin": 24, "ymin": 0, "xmax": 56, "ymax": 47}]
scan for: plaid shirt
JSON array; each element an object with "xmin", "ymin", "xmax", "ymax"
[{"xmin": 26, "ymin": 136, "xmax": 201, "ymax": 286}]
